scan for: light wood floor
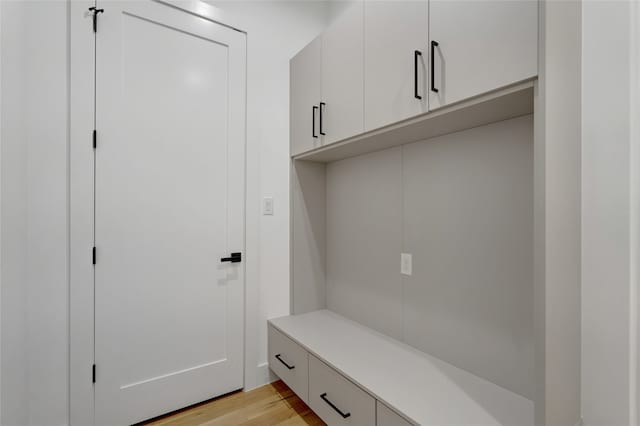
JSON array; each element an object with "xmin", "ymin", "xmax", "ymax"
[{"xmin": 142, "ymin": 381, "xmax": 325, "ymax": 426}]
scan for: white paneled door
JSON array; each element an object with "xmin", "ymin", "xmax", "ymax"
[{"xmin": 93, "ymin": 2, "xmax": 246, "ymax": 425}]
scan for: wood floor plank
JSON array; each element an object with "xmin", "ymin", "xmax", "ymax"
[{"xmin": 142, "ymin": 381, "xmax": 325, "ymax": 426}]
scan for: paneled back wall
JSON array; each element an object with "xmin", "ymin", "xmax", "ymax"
[{"xmin": 326, "ymin": 114, "xmax": 534, "ymax": 399}]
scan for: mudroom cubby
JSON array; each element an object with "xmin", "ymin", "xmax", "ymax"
[
  {"xmin": 273, "ymin": 79, "xmax": 538, "ymax": 426},
  {"xmin": 266, "ymin": 0, "xmax": 574, "ymax": 423}
]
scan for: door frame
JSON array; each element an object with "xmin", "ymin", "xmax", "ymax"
[{"xmin": 69, "ymin": 1, "xmax": 249, "ymax": 424}]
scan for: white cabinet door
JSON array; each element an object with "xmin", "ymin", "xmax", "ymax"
[
  {"xmin": 291, "ymin": 36, "xmax": 321, "ymax": 156},
  {"xmin": 364, "ymin": 1, "xmax": 428, "ymax": 131},
  {"xmin": 429, "ymin": 0, "xmax": 537, "ymax": 109},
  {"xmin": 321, "ymin": 2, "xmax": 364, "ymax": 145}
]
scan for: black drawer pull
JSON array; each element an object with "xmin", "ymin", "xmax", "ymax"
[
  {"xmin": 319, "ymin": 102, "xmax": 326, "ymax": 135},
  {"xmin": 430, "ymin": 40, "xmax": 439, "ymax": 93},
  {"xmin": 320, "ymin": 393, "xmax": 351, "ymax": 419},
  {"xmin": 414, "ymin": 50, "xmax": 422, "ymax": 100},
  {"xmin": 312, "ymin": 105, "xmax": 318, "ymax": 138},
  {"xmin": 275, "ymin": 354, "xmax": 295, "ymax": 370}
]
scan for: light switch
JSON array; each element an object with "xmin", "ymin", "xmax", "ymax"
[
  {"xmin": 401, "ymin": 253, "xmax": 412, "ymax": 276},
  {"xmin": 262, "ymin": 197, "xmax": 274, "ymax": 215}
]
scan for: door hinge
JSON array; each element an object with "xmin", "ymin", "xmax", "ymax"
[
  {"xmin": 92, "ymin": 364, "xmax": 96, "ymax": 383},
  {"xmin": 92, "ymin": 129, "xmax": 97, "ymax": 149},
  {"xmin": 92, "ymin": 247, "xmax": 96, "ymax": 265},
  {"xmin": 88, "ymin": 7, "xmax": 104, "ymax": 33}
]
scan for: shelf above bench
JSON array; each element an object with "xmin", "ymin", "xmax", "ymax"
[
  {"xmin": 292, "ymin": 79, "xmax": 535, "ymax": 163},
  {"xmin": 269, "ymin": 309, "xmax": 534, "ymax": 426}
]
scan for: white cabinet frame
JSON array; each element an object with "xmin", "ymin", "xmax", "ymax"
[{"xmin": 288, "ymin": 2, "xmax": 582, "ymax": 423}]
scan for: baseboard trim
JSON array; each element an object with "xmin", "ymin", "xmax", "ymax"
[
  {"xmin": 245, "ymin": 362, "xmax": 277, "ymax": 392},
  {"xmin": 257, "ymin": 362, "xmax": 278, "ymax": 384},
  {"xmin": 256, "ymin": 362, "xmax": 270, "ymax": 386}
]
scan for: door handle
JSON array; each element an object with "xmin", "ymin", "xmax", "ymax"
[
  {"xmin": 319, "ymin": 102, "xmax": 326, "ymax": 135},
  {"xmin": 431, "ymin": 40, "xmax": 439, "ymax": 93},
  {"xmin": 275, "ymin": 354, "xmax": 295, "ymax": 370},
  {"xmin": 312, "ymin": 105, "xmax": 318, "ymax": 138},
  {"xmin": 320, "ymin": 393, "xmax": 351, "ymax": 419},
  {"xmin": 220, "ymin": 252, "xmax": 242, "ymax": 263},
  {"xmin": 414, "ymin": 50, "xmax": 422, "ymax": 100}
]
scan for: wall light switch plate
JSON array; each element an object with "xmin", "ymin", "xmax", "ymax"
[
  {"xmin": 401, "ymin": 253, "xmax": 412, "ymax": 276},
  {"xmin": 262, "ymin": 197, "xmax": 274, "ymax": 215}
]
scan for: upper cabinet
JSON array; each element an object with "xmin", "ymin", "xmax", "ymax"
[
  {"xmin": 290, "ymin": 36, "xmax": 322, "ymax": 156},
  {"xmin": 429, "ymin": 0, "xmax": 538, "ymax": 109},
  {"xmin": 364, "ymin": 1, "xmax": 429, "ymax": 131},
  {"xmin": 290, "ymin": 0, "xmax": 538, "ymax": 156},
  {"xmin": 321, "ymin": 2, "xmax": 364, "ymax": 145}
]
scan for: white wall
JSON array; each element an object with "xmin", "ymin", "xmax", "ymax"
[
  {"xmin": 1, "ymin": 2, "xmax": 28, "ymax": 425},
  {"xmin": 204, "ymin": 0, "xmax": 331, "ymax": 389},
  {"xmin": 24, "ymin": 2, "xmax": 69, "ymax": 424},
  {"xmin": 636, "ymin": 4, "xmax": 640, "ymax": 422},
  {"xmin": 0, "ymin": 2, "xmax": 2, "ymax": 420},
  {"xmin": 0, "ymin": 1, "xmax": 69, "ymax": 426},
  {"xmin": 637, "ymin": 4, "xmax": 640, "ymax": 419},
  {"xmin": 582, "ymin": 1, "xmax": 639, "ymax": 425},
  {"xmin": 1, "ymin": 1, "xmax": 69, "ymax": 425}
]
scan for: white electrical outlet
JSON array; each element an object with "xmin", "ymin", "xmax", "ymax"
[
  {"xmin": 262, "ymin": 197, "xmax": 274, "ymax": 215},
  {"xmin": 401, "ymin": 253, "xmax": 412, "ymax": 276}
]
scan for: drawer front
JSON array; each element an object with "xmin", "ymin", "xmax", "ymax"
[
  {"xmin": 309, "ymin": 355, "xmax": 375, "ymax": 426},
  {"xmin": 268, "ymin": 325, "xmax": 309, "ymax": 402},
  {"xmin": 377, "ymin": 401, "xmax": 413, "ymax": 426}
]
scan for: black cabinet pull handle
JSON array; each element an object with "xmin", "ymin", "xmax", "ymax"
[
  {"xmin": 312, "ymin": 105, "xmax": 318, "ymax": 138},
  {"xmin": 220, "ymin": 252, "xmax": 242, "ymax": 263},
  {"xmin": 319, "ymin": 102, "xmax": 326, "ymax": 135},
  {"xmin": 414, "ymin": 50, "xmax": 422, "ymax": 100},
  {"xmin": 320, "ymin": 393, "xmax": 351, "ymax": 419},
  {"xmin": 431, "ymin": 40, "xmax": 439, "ymax": 93},
  {"xmin": 275, "ymin": 354, "xmax": 295, "ymax": 370}
]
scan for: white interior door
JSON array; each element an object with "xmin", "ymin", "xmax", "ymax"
[{"xmin": 94, "ymin": 2, "xmax": 246, "ymax": 424}]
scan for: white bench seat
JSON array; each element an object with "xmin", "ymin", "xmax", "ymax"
[{"xmin": 269, "ymin": 309, "xmax": 534, "ymax": 426}]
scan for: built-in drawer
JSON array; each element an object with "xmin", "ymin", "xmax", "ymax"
[
  {"xmin": 308, "ymin": 354, "xmax": 375, "ymax": 426},
  {"xmin": 268, "ymin": 324, "xmax": 309, "ymax": 402},
  {"xmin": 377, "ymin": 401, "xmax": 414, "ymax": 426}
]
